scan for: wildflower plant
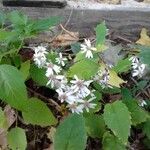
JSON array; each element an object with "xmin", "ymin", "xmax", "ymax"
[{"xmin": 0, "ymin": 11, "xmax": 149, "ymax": 150}]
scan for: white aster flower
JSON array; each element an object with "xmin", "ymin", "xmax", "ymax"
[
  {"xmin": 139, "ymin": 100, "xmax": 147, "ymax": 107},
  {"xmin": 45, "ymin": 62, "xmax": 61, "ymax": 76},
  {"xmin": 79, "ymin": 97, "xmax": 97, "ymax": 112},
  {"xmin": 55, "ymin": 53, "xmax": 67, "ymax": 66},
  {"xmin": 94, "ymin": 69, "xmax": 111, "ymax": 88},
  {"xmin": 56, "ymin": 88, "xmax": 76, "ymax": 103},
  {"xmin": 129, "ymin": 56, "xmax": 139, "ymax": 63},
  {"xmin": 67, "ymin": 102, "xmax": 84, "ymax": 114},
  {"xmin": 81, "ymin": 39, "xmax": 97, "ymax": 59},
  {"xmin": 70, "ymin": 75, "xmax": 93, "ymax": 98},
  {"xmin": 33, "ymin": 53, "xmax": 46, "ymax": 68},
  {"xmin": 33, "ymin": 46, "xmax": 48, "ymax": 55},
  {"xmin": 46, "ymin": 75, "xmax": 66, "ymax": 88},
  {"xmin": 129, "ymin": 56, "xmax": 146, "ymax": 78}
]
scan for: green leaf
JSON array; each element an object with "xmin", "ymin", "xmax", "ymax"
[
  {"xmin": 32, "ymin": 16, "xmax": 61, "ymax": 32},
  {"xmin": 96, "ymin": 22, "xmax": 107, "ymax": 48},
  {"xmin": 84, "ymin": 114, "xmax": 105, "ymax": 138},
  {"xmin": 0, "ymin": 65, "xmax": 27, "ymax": 110},
  {"xmin": 67, "ymin": 59, "xmax": 99, "ymax": 80},
  {"xmin": 54, "ymin": 114, "xmax": 87, "ymax": 150},
  {"xmin": 113, "ymin": 58, "xmax": 131, "ymax": 73},
  {"xmin": 30, "ymin": 64, "xmax": 48, "ymax": 86},
  {"xmin": 71, "ymin": 42, "xmax": 81, "ymax": 54},
  {"xmin": 20, "ymin": 60, "xmax": 30, "ymax": 81},
  {"xmin": 7, "ymin": 127, "xmax": 27, "ymax": 150},
  {"xmin": 22, "ymin": 97, "xmax": 57, "ymax": 126},
  {"xmin": 103, "ymin": 101, "xmax": 131, "ymax": 144},
  {"xmin": 143, "ymin": 119, "xmax": 150, "ymax": 140},
  {"xmin": 0, "ymin": 12, "xmax": 6, "ymax": 27},
  {"xmin": 123, "ymin": 99, "xmax": 148, "ymax": 125},
  {"xmin": 102, "ymin": 132, "xmax": 126, "ymax": 150},
  {"xmin": 139, "ymin": 46, "xmax": 150, "ymax": 66},
  {"xmin": 8, "ymin": 11, "xmax": 28, "ymax": 26},
  {"xmin": 74, "ymin": 52, "xmax": 99, "ymax": 63},
  {"xmin": 0, "ymin": 30, "xmax": 16, "ymax": 41}
]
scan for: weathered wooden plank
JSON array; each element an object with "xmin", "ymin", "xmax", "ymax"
[
  {"xmin": 1, "ymin": 1, "xmax": 150, "ymax": 41},
  {"xmin": 3, "ymin": 0, "xmax": 67, "ymax": 8}
]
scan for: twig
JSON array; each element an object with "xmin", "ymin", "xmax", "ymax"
[
  {"xmin": 27, "ymin": 87, "xmax": 62, "ymax": 112},
  {"xmin": 49, "ymin": 9, "xmax": 74, "ymax": 43},
  {"xmin": 59, "ymin": 24, "xmax": 78, "ymax": 39},
  {"xmin": 116, "ymin": 35, "xmax": 132, "ymax": 43}
]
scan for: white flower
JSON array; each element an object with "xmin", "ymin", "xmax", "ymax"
[
  {"xmin": 139, "ymin": 100, "xmax": 147, "ymax": 107},
  {"xmin": 67, "ymin": 102, "xmax": 84, "ymax": 114},
  {"xmin": 33, "ymin": 46, "xmax": 48, "ymax": 55},
  {"xmin": 33, "ymin": 53, "xmax": 46, "ymax": 68},
  {"xmin": 45, "ymin": 62, "xmax": 61, "ymax": 76},
  {"xmin": 80, "ymin": 97, "xmax": 97, "ymax": 112},
  {"xmin": 129, "ymin": 56, "xmax": 139, "ymax": 63},
  {"xmin": 46, "ymin": 75, "xmax": 66, "ymax": 88},
  {"xmin": 70, "ymin": 75, "xmax": 93, "ymax": 98},
  {"xmin": 33, "ymin": 46, "xmax": 48, "ymax": 68},
  {"xmin": 132, "ymin": 64, "xmax": 146, "ymax": 77},
  {"xmin": 55, "ymin": 53, "xmax": 67, "ymax": 66},
  {"xmin": 94, "ymin": 69, "xmax": 111, "ymax": 88},
  {"xmin": 81, "ymin": 39, "xmax": 97, "ymax": 59},
  {"xmin": 129, "ymin": 56, "xmax": 146, "ymax": 78},
  {"xmin": 56, "ymin": 88, "xmax": 76, "ymax": 103}
]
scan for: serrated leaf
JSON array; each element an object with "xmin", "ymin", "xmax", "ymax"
[
  {"xmin": 103, "ymin": 101, "xmax": 131, "ymax": 144},
  {"xmin": 143, "ymin": 119, "xmax": 150, "ymax": 140},
  {"xmin": 54, "ymin": 114, "xmax": 87, "ymax": 150},
  {"xmin": 9, "ymin": 11, "xmax": 28, "ymax": 26},
  {"xmin": 113, "ymin": 58, "xmax": 131, "ymax": 73},
  {"xmin": 0, "ymin": 30, "xmax": 16, "ymax": 41},
  {"xmin": 108, "ymin": 70, "xmax": 126, "ymax": 88},
  {"xmin": 67, "ymin": 59, "xmax": 99, "ymax": 80},
  {"xmin": 96, "ymin": 22, "xmax": 107, "ymax": 49},
  {"xmin": 123, "ymin": 99, "xmax": 148, "ymax": 125},
  {"xmin": 102, "ymin": 132, "xmax": 126, "ymax": 150},
  {"xmin": 20, "ymin": 60, "xmax": 30, "ymax": 81},
  {"xmin": 22, "ymin": 98, "xmax": 57, "ymax": 126},
  {"xmin": 32, "ymin": 16, "xmax": 61, "ymax": 32},
  {"xmin": 139, "ymin": 46, "xmax": 150, "ymax": 66},
  {"xmin": 7, "ymin": 127, "xmax": 27, "ymax": 150},
  {"xmin": 30, "ymin": 64, "xmax": 48, "ymax": 86},
  {"xmin": 136, "ymin": 28, "xmax": 150, "ymax": 46},
  {"xmin": 0, "ymin": 65, "xmax": 27, "ymax": 110},
  {"xmin": 84, "ymin": 114, "xmax": 105, "ymax": 138}
]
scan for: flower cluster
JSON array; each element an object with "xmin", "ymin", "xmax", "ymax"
[
  {"xmin": 33, "ymin": 46, "xmax": 97, "ymax": 114},
  {"xmin": 56, "ymin": 75, "xmax": 96, "ymax": 114},
  {"xmin": 33, "ymin": 46, "xmax": 48, "ymax": 68},
  {"xmin": 129, "ymin": 56, "xmax": 146, "ymax": 78}
]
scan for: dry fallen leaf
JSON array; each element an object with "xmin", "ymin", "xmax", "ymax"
[
  {"xmin": 108, "ymin": 70, "xmax": 126, "ymax": 88},
  {"xmin": 0, "ymin": 106, "xmax": 16, "ymax": 149},
  {"xmin": 136, "ymin": 28, "xmax": 150, "ymax": 46},
  {"xmin": 144, "ymin": 0, "xmax": 150, "ymax": 3},
  {"xmin": 52, "ymin": 32, "xmax": 79, "ymax": 47}
]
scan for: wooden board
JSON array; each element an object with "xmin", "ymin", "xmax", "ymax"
[
  {"xmin": 2, "ymin": 0, "xmax": 67, "ymax": 8},
  {"xmin": 1, "ymin": 1, "xmax": 150, "ymax": 41}
]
